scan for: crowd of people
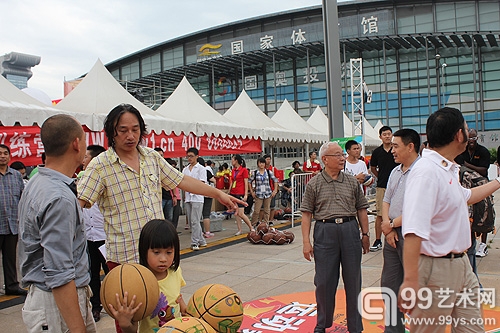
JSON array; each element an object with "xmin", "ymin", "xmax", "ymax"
[{"xmin": 1, "ymin": 104, "xmax": 498, "ymax": 332}]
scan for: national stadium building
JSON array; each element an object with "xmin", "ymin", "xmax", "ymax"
[{"xmin": 104, "ymin": 0, "xmax": 500, "ymax": 145}]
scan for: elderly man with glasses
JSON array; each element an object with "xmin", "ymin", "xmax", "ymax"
[{"xmin": 301, "ymin": 142, "xmax": 370, "ymax": 333}]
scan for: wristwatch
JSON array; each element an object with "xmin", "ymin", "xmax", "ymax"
[
  {"xmin": 390, "ymin": 219, "xmax": 394, "ymax": 228},
  {"xmin": 362, "ymin": 232, "xmax": 369, "ymax": 237}
]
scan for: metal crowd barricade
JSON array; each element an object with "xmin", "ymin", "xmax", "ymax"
[{"xmin": 290, "ymin": 172, "xmax": 314, "ymax": 227}]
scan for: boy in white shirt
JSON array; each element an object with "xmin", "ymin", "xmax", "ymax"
[{"xmin": 344, "ymin": 140, "xmax": 369, "ymax": 185}]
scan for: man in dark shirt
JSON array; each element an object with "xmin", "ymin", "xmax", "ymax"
[
  {"xmin": 370, "ymin": 126, "xmax": 399, "ymax": 251},
  {"xmin": 455, "ymin": 128, "xmax": 492, "ymax": 258},
  {"xmin": 455, "ymin": 129, "xmax": 490, "ymax": 177}
]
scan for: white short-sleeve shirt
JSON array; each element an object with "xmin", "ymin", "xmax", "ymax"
[
  {"xmin": 182, "ymin": 163, "xmax": 207, "ymax": 203},
  {"xmin": 402, "ymin": 149, "xmax": 471, "ymax": 256}
]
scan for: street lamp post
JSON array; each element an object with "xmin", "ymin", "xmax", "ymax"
[{"xmin": 441, "ymin": 63, "xmax": 447, "ymax": 108}]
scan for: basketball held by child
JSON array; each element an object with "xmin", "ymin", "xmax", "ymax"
[
  {"xmin": 158, "ymin": 316, "xmax": 216, "ymax": 333},
  {"xmin": 100, "ymin": 263, "xmax": 160, "ymax": 322},
  {"xmin": 186, "ymin": 283, "xmax": 243, "ymax": 333}
]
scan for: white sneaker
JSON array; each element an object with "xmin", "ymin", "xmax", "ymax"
[
  {"xmin": 191, "ymin": 244, "xmax": 199, "ymax": 251},
  {"xmin": 476, "ymin": 242, "xmax": 488, "ymax": 257}
]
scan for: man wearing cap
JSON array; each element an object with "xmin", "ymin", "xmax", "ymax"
[{"xmin": 301, "ymin": 141, "xmax": 370, "ymax": 333}]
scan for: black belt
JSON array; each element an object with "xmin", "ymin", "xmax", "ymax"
[
  {"xmin": 320, "ymin": 216, "xmax": 356, "ymax": 224},
  {"xmin": 427, "ymin": 252, "xmax": 465, "ymax": 259}
]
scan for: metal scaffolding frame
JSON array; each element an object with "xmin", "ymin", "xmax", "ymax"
[{"xmin": 349, "ymin": 58, "xmax": 365, "ymax": 151}]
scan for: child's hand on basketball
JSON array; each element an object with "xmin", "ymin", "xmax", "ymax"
[
  {"xmin": 108, "ymin": 292, "xmax": 142, "ymax": 333},
  {"xmin": 177, "ymin": 294, "xmax": 188, "ymax": 316}
]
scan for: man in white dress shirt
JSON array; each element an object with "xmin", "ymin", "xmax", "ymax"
[
  {"xmin": 182, "ymin": 147, "xmax": 207, "ymax": 251},
  {"xmin": 398, "ymin": 107, "xmax": 500, "ymax": 332}
]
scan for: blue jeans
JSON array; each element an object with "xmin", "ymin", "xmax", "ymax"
[{"xmin": 162, "ymin": 199, "xmax": 173, "ymax": 222}]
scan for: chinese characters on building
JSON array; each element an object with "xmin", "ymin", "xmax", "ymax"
[{"xmin": 361, "ymin": 15, "xmax": 378, "ymax": 35}]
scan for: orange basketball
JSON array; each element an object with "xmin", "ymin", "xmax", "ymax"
[
  {"xmin": 186, "ymin": 284, "xmax": 243, "ymax": 333},
  {"xmin": 158, "ymin": 316, "xmax": 216, "ymax": 333},
  {"xmin": 100, "ymin": 263, "xmax": 159, "ymax": 322}
]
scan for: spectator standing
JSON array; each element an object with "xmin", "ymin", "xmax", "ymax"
[
  {"xmin": 292, "ymin": 160, "xmax": 303, "ymax": 174},
  {"xmin": 79, "ymin": 144, "xmax": 109, "ymax": 322},
  {"xmin": 301, "ymin": 142, "xmax": 370, "ymax": 333},
  {"xmin": 369, "ymin": 126, "xmax": 399, "ymax": 251},
  {"xmin": 261, "ymin": 154, "xmax": 279, "ymax": 224},
  {"xmin": 398, "ymin": 107, "xmax": 500, "ymax": 332},
  {"xmin": 455, "ymin": 128, "xmax": 492, "ymax": 258},
  {"xmin": 18, "ymin": 115, "xmax": 96, "ymax": 332},
  {"xmin": 154, "ymin": 148, "xmax": 175, "ymax": 222},
  {"xmin": 344, "ymin": 140, "xmax": 369, "ymax": 185},
  {"xmin": 249, "ymin": 157, "xmax": 278, "ymax": 227},
  {"xmin": 303, "ymin": 151, "xmax": 322, "ymax": 174},
  {"xmin": 230, "ymin": 154, "xmax": 255, "ymax": 235},
  {"xmin": 166, "ymin": 158, "xmax": 181, "ymax": 231},
  {"xmin": 198, "ymin": 157, "xmax": 216, "ymax": 239},
  {"xmin": 380, "ymin": 129, "xmax": 420, "ymax": 333},
  {"xmin": 0, "ymin": 144, "xmax": 26, "ymax": 296},
  {"xmin": 28, "ymin": 152, "xmax": 46, "ymax": 179},
  {"xmin": 182, "ymin": 148, "xmax": 207, "ymax": 251},
  {"xmin": 10, "ymin": 161, "xmax": 29, "ymax": 184}
]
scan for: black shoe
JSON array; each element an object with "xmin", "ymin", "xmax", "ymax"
[
  {"xmin": 92, "ymin": 309, "xmax": 101, "ymax": 322},
  {"xmin": 5, "ymin": 287, "xmax": 27, "ymax": 296}
]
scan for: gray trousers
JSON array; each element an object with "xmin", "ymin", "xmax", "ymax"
[
  {"xmin": 185, "ymin": 202, "xmax": 205, "ymax": 247},
  {"xmin": 313, "ymin": 220, "xmax": 363, "ymax": 333},
  {"xmin": 381, "ymin": 227, "xmax": 405, "ymax": 333}
]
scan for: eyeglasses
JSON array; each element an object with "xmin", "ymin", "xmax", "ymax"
[
  {"xmin": 468, "ymin": 137, "xmax": 478, "ymax": 142},
  {"xmin": 324, "ymin": 153, "xmax": 347, "ymax": 158},
  {"xmin": 186, "ymin": 154, "xmax": 196, "ymax": 158}
]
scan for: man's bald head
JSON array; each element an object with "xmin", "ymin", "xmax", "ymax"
[{"xmin": 41, "ymin": 115, "xmax": 84, "ymax": 157}]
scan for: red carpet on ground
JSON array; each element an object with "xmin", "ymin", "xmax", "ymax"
[{"xmin": 241, "ymin": 289, "xmax": 500, "ymax": 333}]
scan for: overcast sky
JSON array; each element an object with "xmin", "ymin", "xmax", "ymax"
[{"xmin": 1, "ymin": 0, "xmax": 338, "ymax": 100}]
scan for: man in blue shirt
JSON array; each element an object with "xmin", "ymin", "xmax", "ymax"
[
  {"xmin": 18, "ymin": 115, "xmax": 96, "ymax": 333},
  {"xmin": 0, "ymin": 144, "xmax": 25, "ymax": 296}
]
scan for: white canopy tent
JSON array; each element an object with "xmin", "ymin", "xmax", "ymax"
[
  {"xmin": 156, "ymin": 77, "xmax": 252, "ymax": 138},
  {"xmin": 373, "ymin": 120, "xmax": 384, "ymax": 135},
  {"xmin": 0, "ymin": 74, "xmax": 92, "ymax": 127},
  {"xmin": 271, "ymin": 100, "xmax": 327, "ymax": 143},
  {"xmin": 223, "ymin": 90, "xmax": 298, "ymax": 143},
  {"xmin": 306, "ymin": 106, "xmax": 329, "ymax": 137},
  {"xmin": 56, "ymin": 59, "xmax": 193, "ymax": 135}
]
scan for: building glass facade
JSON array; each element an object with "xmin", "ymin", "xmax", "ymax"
[{"xmin": 105, "ymin": 0, "xmax": 500, "ymax": 139}]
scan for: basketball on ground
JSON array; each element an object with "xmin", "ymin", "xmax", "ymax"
[
  {"xmin": 186, "ymin": 284, "xmax": 243, "ymax": 333},
  {"xmin": 100, "ymin": 263, "xmax": 160, "ymax": 322},
  {"xmin": 158, "ymin": 316, "xmax": 216, "ymax": 333}
]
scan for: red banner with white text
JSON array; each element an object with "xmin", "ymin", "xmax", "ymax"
[{"xmin": 0, "ymin": 126, "xmax": 261, "ymax": 166}]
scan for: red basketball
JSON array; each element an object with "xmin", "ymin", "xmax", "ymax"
[
  {"xmin": 273, "ymin": 231, "xmax": 287, "ymax": 245},
  {"xmin": 283, "ymin": 230, "xmax": 295, "ymax": 243},
  {"xmin": 262, "ymin": 233, "xmax": 274, "ymax": 244},
  {"xmin": 247, "ymin": 230, "xmax": 262, "ymax": 244},
  {"xmin": 256, "ymin": 223, "xmax": 269, "ymax": 235}
]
